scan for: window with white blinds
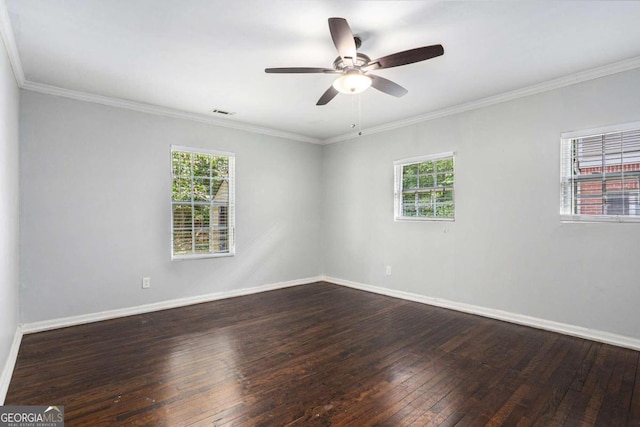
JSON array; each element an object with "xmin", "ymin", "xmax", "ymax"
[
  {"xmin": 561, "ymin": 125, "xmax": 640, "ymax": 222},
  {"xmin": 394, "ymin": 152, "xmax": 455, "ymax": 221},
  {"xmin": 171, "ymin": 146, "xmax": 235, "ymax": 259}
]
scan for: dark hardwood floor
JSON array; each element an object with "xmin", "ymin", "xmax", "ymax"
[{"xmin": 6, "ymin": 282, "xmax": 640, "ymax": 426}]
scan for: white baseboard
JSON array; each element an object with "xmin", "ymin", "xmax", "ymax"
[
  {"xmin": 0, "ymin": 327, "xmax": 23, "ymax": 404},
  {"xmin": 323, "ymin": 276, "xmax": 640, "ymax": 351},
  {"xmin": 21, "ymin": 276, "xmax": 323, "ymax": 334},
  {"xmin": 17, "ymin": 274, "xmax": 640, "ymax": 352}
]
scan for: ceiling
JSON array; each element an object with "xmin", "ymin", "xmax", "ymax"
[{"xmin": 5, "ymin": 0, "xmax": 640, "ymax": 142}]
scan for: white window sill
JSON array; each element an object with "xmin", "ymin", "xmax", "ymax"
[
  {"xmin": 560, "ymin": 214, "xmax": 640, "ymax": 224},
  {"xmin": 395, "ymin": 216, "xmax": 455, "ymax": 222},
  {"xmin": 172, "ymin": 252, "xmax": 235, "ymax": 261}
]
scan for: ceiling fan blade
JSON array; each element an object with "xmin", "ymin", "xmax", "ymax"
[
  {"xmin": 328, "ymin": 17, "xmax": 357, "ymax": 66},
  {"xmin": 370, "ymin": 75, "xmax": 408, "ymax": 97},
  {"xmin": 316, "ymin": 86, "xmax": 339, "ymax": 105},
  {"xmin": 363, "ymin": 44, "xmax": 444, "ymax": 71},
  {"xmin": 265, "ymin": 67, "xmax": 336, "ymax": 74}
]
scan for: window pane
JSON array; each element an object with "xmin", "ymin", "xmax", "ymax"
[
  {"xmin": 418, "ymin": 174, "xmax": 434, "ymax": 188},
  {"xmin": 194, "ymin": 229, "xmax": 211, "ymax": 253},
  {"xmin": 403, "ymin": 164, "xmax": 418, "ymax": 176},
  {"xmin": 172, "ymin": 151, "xmax": 191, "ymax": 177},
  {"xmin": 173, "ymin": 230, "xmax": 192, "ymax": 254},
  {"xmin": 396, "ymin": 153, "xmax": 455, "ymax": 220},
  {"xmin": 402, "ymin": 193, "xmax": 416, "ymax": 216},
  {"xmin": 214, "ymin": 156, "xmax": 229, "ymax": 176},
  {"xmin": 563, "ymin": 128, "xmax": 640, "ymax": 220},
  {"xmin": 212, "ymin": 205, "xmax": 228, "ymax": 228},
  {"xmin": 418, "ymin": 161, "xmax": 434, "ymax": 174},
  {"xmin": 403, "ymin": 175, "xmax": 418, "ymax": 189},
  {"xmin": 442, "ymin": 189, "xmax": 454, "ymax": 202},
  {"xmin": 417, "ymin": 192, "xmax": 431, "ymax": 204},
  {"xmin": 172, "ymin": 178, "xmax": 192, "ymax": 201},
  {"xmin": 436, "ymin": 204, "xmax": 454, "ymax": 218},
  {"xmin": 193, "ymin": 205, "xmax": 211, "ymax": 228},
  {"xmin": 417, "ymin": 205, "xmax": 434, "ymax": 217},
  {"xmin": 171, "ymin": 147, "xmax": 235, "ymax": 257},
  {"xmin": 403, "ymin": 204, "xmax": 417, "ymax": 216},
  {"xmin": 193, "ymin": 178, "xmax": 211, "ymax": 201},
  {"xmin": 434, "ymin": 190, "xmax": 454, "ymax": 203},
  {"xmin": 193, "ymin": 153, "xmax": 211, "ymax": 177},
  {"xmin": 172, "ymin": 204, "xmax": 192, "ymax": 229},
  {"xmin": 212, "ymin": 179, "xmax": 229, "ymax": 202},
  {"xmin": 211, "ymin": 229, "xmax": 229, "ymax": 252},
  {"xmin": 436, "ymin": 173, "xmax": 454, "ymax": 186},
  {"xmin": 436, "ymin": 158, "xmax": 454, "ymax": 172}
]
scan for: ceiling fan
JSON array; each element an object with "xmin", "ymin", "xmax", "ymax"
[{"xmin": 265, "ymin": 17, "xmax": 444, "ymax": 105}]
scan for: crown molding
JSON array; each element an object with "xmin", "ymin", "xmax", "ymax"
[
  {"xmin": 21, "ymin": 81, "xmax": 322, "ymax": 144},
  {"xmin": 2, "ymin": 0, "xmax": 320, "ymax": 144},
  {"xmin": 0, "ymin": 0, "xmax": 24, "ymax": 85},
  {"xmin": 321, "ymin": 55, "xmax": 640, "ymax": 145},
  {"xmin": 5, "ymin": 0, "xmax": 640, "ymax": 146}
]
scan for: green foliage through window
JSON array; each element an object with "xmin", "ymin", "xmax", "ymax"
[
  {"xmin": 171, "ymin": 147, "xmax": 234, "ymax": 257},
  {"xmin": 396, "ymin": 154, "xmax": 455, "ymax": 220}
]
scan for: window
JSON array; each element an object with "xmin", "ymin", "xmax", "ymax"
[
  {"xmin": 171, "ymin": 146, "xmax": 235, "ymax": 259},
  {"xmin": 561, "ymin": 124, "xmax": 640, "ymax": 222},
  {"xmin": 394, "ymin": 152, "xmax": 455, "ymax": 220}
]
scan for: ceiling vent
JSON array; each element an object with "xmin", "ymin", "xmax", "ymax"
[{"xmin": 211, "ymin": 109, "xmax": 235, "ymax": 116}]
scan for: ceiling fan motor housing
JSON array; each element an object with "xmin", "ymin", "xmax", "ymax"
[{"xmin": 333, "ymin": 53, "xmax": 371, "ymax": 71}]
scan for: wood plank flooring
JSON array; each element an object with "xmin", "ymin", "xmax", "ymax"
[{"xmin": 6, "ymin": 282, "xmax": 640, "ymax": 426}]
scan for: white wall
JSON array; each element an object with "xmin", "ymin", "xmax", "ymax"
[
  {"xmin": 0, "ymin": 34, "xmax": 20, "ymax": 390},
  {"xmin": 19, "ymin": 91, "xmax": 322, "ymax": 322},
  {"xmin": 322, "ymin": 68, "xmax": 640, "ymax": 340}
]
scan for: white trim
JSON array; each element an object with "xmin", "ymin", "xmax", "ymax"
[
  {"xmin": 20, "ymin": 276, "xmax": 323, "ymax": 334},
  {"xmin": 561, "ymin": 214, "xmax": 640, "ymax": 224},
  {"xmin": 20, "ymin": 81, "xmax": 322, "ymax": 145},
  {"xmin": 393, "ymin": 151, "xmax": 454, "ymax": 166},
  {"xmin": 0, "ymin": 327, "xmax": 23, "ymax": 404},
  {"xmin": 561, "ymin": 120, "xmax": 640, "ymax": 140},
  {"xmin": 0, "ymin": 0, "xmax": 24, "ymax": 86},
  {"xmin": 395, "ymin": 216, "xmax": 455, "ymax": 222},
  {"xmin": 171, "ymin": 145, "xmax": 235, "ymax": 158},
  {"xmin": 322, "ymin": 55, "xmax": 640, "ymax": 144},
  {"xmin": 323, "ymin": 276, "xmax": 640, "ymax": 351},
  {"xmin": 171, "ymin": 252, "xmax": 235, "ymax": 261}
]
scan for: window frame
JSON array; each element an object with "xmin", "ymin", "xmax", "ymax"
[
  {"xmin": 560, "ymin": 121, "xmax": 640, "ymax": 223},
  {"xmin": 394, "ymin": 152, "xmax": 455, "ymax": 222},
  {"xmin": 170, "ymin": 145, "xmax": 236, "ymax": 260}
]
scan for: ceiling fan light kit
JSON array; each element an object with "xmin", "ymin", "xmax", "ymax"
[
  {"xmin": 265, "ymin": 17, "xmax": 444, "ymax": 105},
  {"xmin": 332, "ymin": 71, "xmax": 372, "ymax": 94}
]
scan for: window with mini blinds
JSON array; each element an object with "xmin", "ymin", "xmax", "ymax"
[
  {"xmin": 394, "ymin": 152, "xmax": 455, "ymax": 220},
  {"xmin": 561, "ymin": 125, "xmax": 640, "ymax": 222},
  {"xmin": 171, "ymin": 146, "xmax": 235, "ymax": 259}
]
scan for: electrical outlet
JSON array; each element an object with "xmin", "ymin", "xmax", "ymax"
[
  {"xmin": 385, "ymin": 266, "xmax": 392, "ymax": 276},
  {"xmin": 142, "ymin": 277, "xmax": 151, "ymax": 289}
]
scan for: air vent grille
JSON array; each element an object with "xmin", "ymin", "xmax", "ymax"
[{"xmin": 212, "ymin": 109, "xmax": 235, "ymax": 116}]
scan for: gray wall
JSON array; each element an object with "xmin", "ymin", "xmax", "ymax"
[
  {"xmin": 322, "ymin": 68, "xmax": 640, "ymax": 339},
  {"xmin": 19, "ymin": 91, "xmax": 322, "ymax": 322},
  {"xmin": 16, "ymin": 66, "xmax": 640, "ymax": 341},
  {"xmin": 0, "ymin": 39, "xmax": 20, "ymax": 381}
]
